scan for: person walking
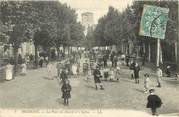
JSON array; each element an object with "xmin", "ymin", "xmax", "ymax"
[
  {"xmin": 146, "ymin": 89, "xmax": 162, "ymax": 116},
  {"xmin": 110, "ymin": 52, "xmax": 115, "ymax": 67},
  {"xmin": 103, "ymin": 53, "xmax": 108, "ymax": 68},
  {"xmin": 134, "ymin": 63, "xmax": 140, "ymax": 84},
  {"xmin": 156, "ymin": 67, "xmax": 162, "ymax": 87},
  {"xmin": 56, "ymin": 62, "xmax": 61, "ymax": 78},
  {"xmin": 60, "ymin": 68, "xmax": 68, "ymax": 85},
  {"xmin": 125, "ymin": 55, "xmax": 130, "ymax": 66},
  {"xmin": 114, "ymin": 67, "xmax": 120, "ymax": 82},
  {"xmin": 61, "ymin": 80, "xmax": 72, "ymax": 106},
  {"xmin": 129, "ymin": 60, "xmax": 135, "ymax": 79},
  {"xmin": 93, "ymin": 66, "xmax": 104, "ymax": 90},
  {"xmin": 113, "ymin": 55, "xmax": 118, "ymax": 68},
  {"xmin": 109, "ymin": 67, "xmax": 115, "ymax": 81},
  {"xmin": 5, "ymin": 61, "xmax": 14, "ymax": 81},
  {"xmin": 144, "ymin": 73, "xmax": 151, "ymax": 93},
  {"xmin": 47, "ymin": 62, "xmax": 53, "ymax": 80},
  {"xmin": 83, "ymin": 60, "xmax": 89, "ymax": 75},
  {"xmin": 39, "ymin": 57, "xmax": 44, "ymax": 67}
]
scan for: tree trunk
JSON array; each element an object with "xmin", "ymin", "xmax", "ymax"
[
  {"xmin": 156, "ymin": 39, "xmax": 160, "ymax": 67},
  {"xmin": 148, "ymin": 42, "xmax": 151, "ymax": 62},
  {"xmin": 70, "ymin": 46, "xmax": 73, "ymax": 54},
  {"xmin": 121, "ymin": 42, "xmax": 124, "ymax": 53},
  {"xmin": 143, "ymin": 42, "xmax": 146, "ymax": 53},
  {"xmin": 177, "ymin": 41, "xmax": 179, "ymax": 70},
  {"xmin": 56, "ymin": 46, "xmax": 60, "ymax": 59},
  {"xmin": 68, "ymin": 46, "xmax": 70, "ymax": 56},
  {"xmin": 175, "ymin": 42, "xmax": 177, "ymax": 62},
  {"xmin": 34, "ymin": 44, "xmax": 38, "ymax": 68}
]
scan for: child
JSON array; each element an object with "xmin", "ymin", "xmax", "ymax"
[
  {"xmin": 144, "ymin": 73, "xmax": 150, "ymax": 93},
  {"xmin": 114, "ymin": 67, "xmax": 120, "ymax": 82},
  {"xmin": 93, "ymin": 65, "xmax": 104, "ymax": 90},
  {"xmin": 147, "ymin": 89, "xmax": 162, "ymax": 116},
  {"xmin": 61, "ymin": 80, "xmax": 72, "ymax": 106}
]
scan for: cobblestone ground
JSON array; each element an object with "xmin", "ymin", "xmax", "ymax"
[{"xmin": 0, "ymin": 59, "xmax": 179, "ymax": 117}]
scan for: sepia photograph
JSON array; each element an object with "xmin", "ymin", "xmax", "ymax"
[{"xmin": 0, "ymin": 0, "xmax": 178, "ymax": 117}]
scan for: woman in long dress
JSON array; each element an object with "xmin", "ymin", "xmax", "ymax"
[
  {"xmin": 72, "ymin": 63, "xmax": 77, "ymax": 76},
  {"xmin": 6, "ymin": 62, "xmax": 13, "ymax": 81},
  {"xmin": 47, "ymin": 62, "xmax": 53, "ymax": 80},
  {"xmin": 21, "ymin": 60, "xmax": 27, "ymax": 75}
]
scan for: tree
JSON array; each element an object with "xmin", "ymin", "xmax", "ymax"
[
  {"xmin": 0, "ymin": 1, "xmax": 85, "ymax": 69},
  {"xmin": 0, "ymin": 1, "xmax": 35, "ymax": 73}
]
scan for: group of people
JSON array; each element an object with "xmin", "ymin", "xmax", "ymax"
[
  {"xmin": 129, "ymin": 60, "xmax": 140, "ymax": 84},
  {"xmin": 87, "ymin": 50, "xmax": 165, "ymax": 115},
  {"xmin": 7, "ymin": 49, "xmax": 173, "ymax": 115}
]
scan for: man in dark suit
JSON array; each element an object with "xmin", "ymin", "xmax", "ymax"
[
  {"xmin": 134, "ymin": 63, "xmax": 140, "ymax": 84},
  {"xmin": 147, "ymin": 89, "xmax": 162, "ymax": 116}
]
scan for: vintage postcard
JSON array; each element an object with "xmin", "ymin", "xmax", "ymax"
[{"xmin": 0, "ymin": 0, "xmax": 178, "ymax": 117}]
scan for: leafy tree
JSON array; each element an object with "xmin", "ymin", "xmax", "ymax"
[
  {"xmin": 0, "ymin": 1, "xmax": 85, "ymax": 69},
  {"xmin": 0, "ymin": 1, "xmax": 35, "ymax": 72}
]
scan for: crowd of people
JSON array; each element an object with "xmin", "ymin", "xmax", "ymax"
[
  {"xmin": 1, "ymin": 48, "xmax": 179, "ymax": 115},
  {"xmin": 52, "ymin": 49, "xmax": 178, "ymax": 115}
]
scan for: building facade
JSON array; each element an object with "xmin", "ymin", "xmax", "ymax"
[{"xmin": 81, "ymin": 12, "xmax": 94, "ymax": 35}]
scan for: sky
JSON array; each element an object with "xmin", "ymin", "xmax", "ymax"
[{"xmin": 58, "ymin": 0, "xmax": 133, "ymax": 24}]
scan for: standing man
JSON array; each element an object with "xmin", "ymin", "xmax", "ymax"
[
  {"xmin": 93, "ymin": 66, "xmax": 104, "ymax": 90},
  {"xmin": 156, "ymin": 67, "xmax": 162, "ymax": 87},
  {"xmin": 125, "ymin": 55, "xmax": 130, "ymax": 66},
  {"xmin": 134, "ymin": 63, "xmax": 140, "ymax": 84},
  {"xmin": 130, "ymin": 60, "xmax": 135, "ymax": 79}
]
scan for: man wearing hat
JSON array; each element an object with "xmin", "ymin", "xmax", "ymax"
[
  {"xmin": 93, "ymin": 65, "xmax": 104, "ymax": 90},
  {"xmin": 146, "ymin": 89, "xmax": 162, "ymax": 116}
]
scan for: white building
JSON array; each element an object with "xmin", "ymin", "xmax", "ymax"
[{"xmin": 81, "ymin": 12, "xmax": 94, "ymax": 35}]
